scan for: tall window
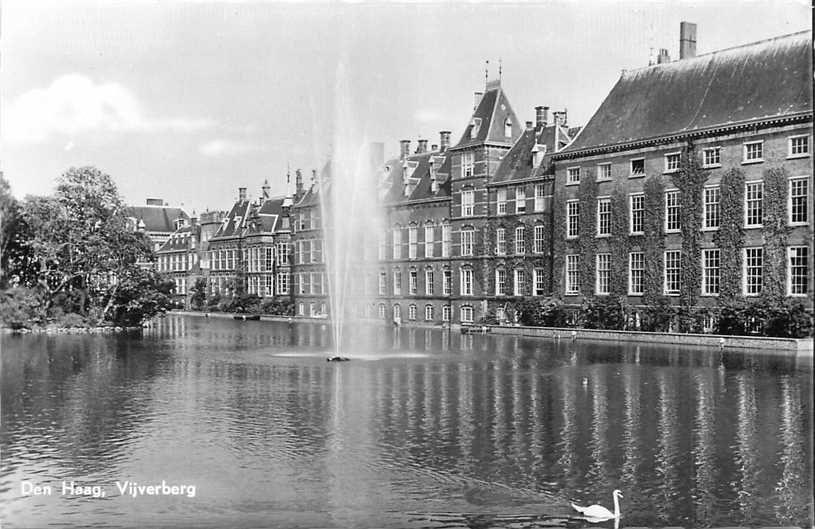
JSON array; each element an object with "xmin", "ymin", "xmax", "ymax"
[
  {"xmin": 460, "ymin": 228, "xmax": 474, "ymax": 256},
  {"xmin": 495, "ymin": 269, "xmax": 506, "ymax": 296},
  {"xmin": 393, "ymin": 269, "xmax": 402, "ymax": 295},
  {"xmin": 408, "ymin": 304, "xmax": 417, "ymax": 321},
  {"xmin": 664, "ymin": 250, "xmax": 681, "ymax": 295},
  {"xmin": 514, "ymin": 269, "xmax": 525, "ymax": 296},
  {"xmin": 515, "ymin": 186, "xmax": 526, "ymax": 213},
  {"xmin": 461, "ymin": 189, "xmax": 474, "ymax": 217},
  {"xmin": 462, "ymin": 151, "xmax": 474, "ymax": 177},
  {"xmin": 597, "ymin": 163, "xmax": 612, "ymax": 181},
  {"xmin": 409, "ymin": 270, "xmax": 418, "ymax": 295},
  {"xmin": 630, "ymin": 194, "xmax": 644, "ymax": 234},
  {"xmin": 664, "ymin": 153, "xmax": 680, "ymax": 173},
  {"xmin": 629, "ymin": 252, "xmax": 644, "ymax": 295},
  {"xmin": 515, "ymin": 226, "xmax": 525, "ymax": 254},
  {"xmin": 533, "ymin": 225, "xmax": 545, "ymax": 253},
  {"xmin": 534, "ymin": 184, "xmax": 546, "ymax": 212},
  {"xmin": 565, "ymin": 255, "xmax": 580, "ymax": 295},
  {"xmin": 665, "ymin": 190, "xmax": 681, "ymax": 232},
  {"xmin": 745, "ymin": 182, "xmax": 763, "ymax": 227},
  {"xmin": 597, "ymin": 198, "xmax": 611, "ymax": 236},
  {"xmin": 378, "ymin": 272, "xmax": 387, "ymax": 295},
  {"xmin": 788, "ymin": 246, "xmax": 809, "ymax": 295},
  {"xmin": 424, "ymin": 225, "xmax": 435, "ymax": 257},
  {"xmin": 703, "ymin": 147, "xmax": 721, "ymax": 167},
  {"xmin": 789, "ymin": 135, "xmax": 810, "ymax": 157},
  {"xmin": 704, "ymin": 187, "xmax": 720, "ymax": 229},
  {"xmin": 567, "ymin": 167, "xmax": 581, "ymax": 185},
  {"xmin": 744, "ymin": 247, "xmax": 763, "ymax": 296},
  {"xmin": 497, "ymin": 188, "xmax": 507, "ymax": 215},
  {"xmin": 702, "ymin": 248, "xmax": 720, "ymax": 295},
  {"xmin": 425, "ymin": 304, "xmax": 434, "ymax": 321},
  {"xmin": 408, "ymin": 227, "xmax": 418, "ymax": 258},
  {"xmin": 443, "ymin": 270, "xmax": 452, "ymax": 296},
  {"xmin": 425, "ymin": 269, "xmax": 434, "ymax": 295},
  {"xmin": 442, "ymin": 305, "xmax": 451, "ymax": 322},
  {"xmin": 743, "ymin": 141, "xmax": 764, "ymax": 162},
  {"xmin": 566, "ymin": 200, "xmax": 579, "ymax": 238},
  {"xmin": 789, "ymin": 177, "xmax": 809, "ymax": 225},
  {"xmin": 533, "ymin": 268, "xmax": 545, "ymax": 296},
  {"xmin": 460, "ymin": 306, "xmax": 474, "ymax": 324},
  {"xmin": 392, "ymin": 227, "xmax": 402, "ymax": 259},
  {"xmin": 460, "ymin": 268, "xmax": 473, "ymax": 296},
  {"xmin": 277, "ymin": 273, "xmax": 289, "ymax": 294},
  {"xmin": 596, "ymin": 253, "xmax": 610, "ymax": 295},
  {"xmin": 495, "ymin": 228, "xmax": 506, "ymax": 255},
  {"xmin": 504, "ymin": 118, "xmax": 513, "ymax": 138},
  {"xmin": 442, "ymin": 223, "xmax": 451, "ymax": 257},
  {"xmin": 378, "ymin": 303, "xmax": 386, "ymax": 319}
]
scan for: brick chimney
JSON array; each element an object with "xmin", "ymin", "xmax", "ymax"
[
  {"xmin": 400, "ymin": 139, "xmax": 411, "ymax": 159},
  {"xmin": 439, "ymin": 131, "xmax": 451, "ymax": 151},
  {"xmin": 535, "ymin": 106, "xmax": 549, "ymax": 129},
  {"xmin": 657, "ymin": 48, "xmax": 670, "ymax": 64},
  {"xmin": 261, "ymin": 179, "xmax": 270, "ymax": 200},
  {"xmin": 295, "ymin": 169, "xmax": 304, "ymax": 198},
  {"xmin": 680, "ymin": 21, "xmax": 697, "ymax": 60},
  {"xmin": 238, "ymin": 187, "xmax": 247, "ymax": 202},
  {"xmin": 417, "ymin": 139, "xmax": 428, "ymax": 153}
]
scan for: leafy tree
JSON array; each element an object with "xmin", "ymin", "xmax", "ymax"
[
  {"xmin": 190, "ymin": 278, "xmax": 208, "ymax": 310},
  {"xmin": 0, "ymin": 174, "xmax": 34, "ymax": 288}
]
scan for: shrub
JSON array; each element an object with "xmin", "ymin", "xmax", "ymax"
[
  {"xmin": 513, "ymin": 297, "xmax": 569, "ymax": 327},
  {"xmin": 0, "ymin": 287, "xmax": 44, "ymax": 329},
  {"xmin": 261, "ymin": 299, "xmax": 294, "ymax": 316},
  {"xmin": 580, "ymin": 296, "xmax": 627, "ymax": 330},
  {"xmin": 641, "ymin": 296, "xmax": 674, "ymax": 332},
  {"xmin": 54, "ymin": 312, "xmax": 90, "ymax": 328}
]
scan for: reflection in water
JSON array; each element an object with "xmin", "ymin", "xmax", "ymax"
[{"xmin": 0, "ymin": 315, "xmax": 811, "ymax": 529}]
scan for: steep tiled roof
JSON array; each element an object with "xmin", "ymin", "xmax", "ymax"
[
  {"xmin": 246, "ymin": 196, "xmax": 287, "ymax": 234},
  {"xmin": 157, "ymin": 226, "xmax": 193, "ymax": 253},
  {"xmin": 451, "ymin": 81, "xmax": 522, "ymax": 150},
  {"xmin": 211, "ymin": 200, "xmax": 251, "ymax": 239},
  {"xmin": 563, "ymin": 31, "xmax": 812, "ymax": 154},
  {"xmin": 491, "ymin": 123, "xmax": 574, "ymax": 184},
  {"xmin": 384, "ymin": 150, "xmax": 452, "ymax": 204},
  {"xmin": 125, "ymin": 205, "xmax": 188, "ymax": 233}
]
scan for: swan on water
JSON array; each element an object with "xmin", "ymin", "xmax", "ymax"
[{"xmin": 571, "ymin": 489, "xmax": 622, "ymax": 521}]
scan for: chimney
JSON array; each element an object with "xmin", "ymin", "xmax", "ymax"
[
  {"xmin": 238, "ymin": 187, "xmax": 247, "ymax": 201},
  {"xmin": 400, "ymin": 139, "xmax": 411, "ymax": 159},
  {"xmin": 261, "ymin": 179, "xmax": 270, "ymax": 199},
  {"xmin": 473, "ymin": 91, "xmax": 484, "ymax": 111},
  {"xmin": 431, "ymin": 144, "xmax": 438, "ymax": 152},
  {"xmin": 417, "ymin": 139, "xmax": 428, "ymax": 154},
  {"xmin": 657, "ymin": 48, "xmax": 670, "ymax": 64},
  {"xmin": 553, "ymin": 111, "xmax": 568, "ymax": 127},
  {"xmin": 295, "ymin": 169, "xmax": 304, "ymax": 197},
  {"xmin": 680, "ymin": 21, "xmax": 697, "ymax": 60},
  {"xmin": 535, "ymin": 106, "xmax": 549, "ymax": 129},
  {"xmin": 439, "ymin": 131, "xmax": 451, "ymax": 151},
  {"xmin": 146, "ymin": 198, "xmax": 163, "ymax": 206},
  {"xmin": 525, "ymin": 121, "xmax": 533, "ymax": 129}
]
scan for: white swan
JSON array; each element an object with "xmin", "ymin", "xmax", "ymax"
[{"xmin": 571, "ymin": 489, "xmax": 622, "ymax": 521}]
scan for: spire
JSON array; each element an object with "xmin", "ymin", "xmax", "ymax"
[{"xmin": 485, "ymin": 59, "xmax": 489, "ymax": 88}]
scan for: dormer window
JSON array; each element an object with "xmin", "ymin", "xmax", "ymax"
[
  {"xmin": 504, "ymin": 118, "xmax": 513, "ymax": 138},
  {"xmin": 470, "ymin": 118, "xmax": 482, "ymax": 139}
]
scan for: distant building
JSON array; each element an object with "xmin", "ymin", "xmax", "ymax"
[{"xmin": 125, "ymin": 198, "xmax": 189, "ymax": 253}]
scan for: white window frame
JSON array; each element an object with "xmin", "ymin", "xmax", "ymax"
[
  {"xmin": 424, "ymin": 225, "xmax": 435, "ymax": 257},
  {"xmin": 743, "ymin": 247, "xmax": 763, "ymax": 297},
  {"xmin": 744, "ymin": 180, "xmax": 764, "ymax": 228},
  {"xmin": 442, "ymin": 305, "xmax": 451, "ymax": 322},
  {"xmin": 743, "ymin": 140, "xmax": 764, "ymax": 164},
  {"xmin": 408, "ymin": 226, "xmax": 418, "ymax": 258},
  {"xmin": 629, "ymin": 252, "xmax": 644, "ymax": 295},
  {"xmin": 378, "ymin": 271, "xmax": 387, "ymax": 296},
  {"xmin": 703, "ymin": 185, "xmax": 720, "ymax": 231},
  {"xmin": 513, "ymin": 269, "xmax": 525, "ymax": 296},
  {"xmin": 515, "ymin": 186, "xmax": 526, "ymax": 213},
  {"xmin": 664, "ymin": 152, "xmax": 681, "ymax": 173},
  {"xmin": 533, "ymin": 225, "xmax": 545, "ymax": 253},
  {"xmin": 441, "ymin": 223, "xmax": 451, "ymax": 258},
  {"xmin": 442, "ymin": 269, "xmax": 452, "ymax": 296},
  {"xmin": 408, "ymin": 304, "xmax": 417, "ymax": 321},
  {"xmin": 701, "ymin": 248, "xmax": 720, "ymax": 297},
  {"xmin": 566, "ymin": 167, "xmax": 581, "ymax": 185},
  {"xmin": 596, "ymin": 253, "xmax": 610, "ymax": 295},
  {"xmin": 460, "ymin": 268, "xmax": 473, "ymax": 296},
  {"xmin": 787, "ymin": 246, "xmax": 809, "ymax": 296},
  {"xmin": 664, "ymin": 189, "xmax": 681, "ymax": 233},
  {"xmin": 461, "ymin": 189, "xmax": 475, "ymax": 217},
  {"xmin": 495, "ymin": 228, "xmax": 506, "ymax": 255},
  {"xmin": 460, "ymin": 228, "xmax": 474, "ymax": 256},
  {"xmin": 460, "ymin": 306, "xmax": 474, "ymax": 324},
  {"xmin": 702, "ymin": 147, "xmax": 721, "ymax": 168},
  {"xmin": 788, "ymin": 176, "xmax": 809, "ymax": 226},
  {"xmin": 514, "ymin": 226, "xmax": 525, "ymax": 254},
  {"xmin": 664, "ymin": 250, "xmax": 681, "ymax": 296},
  {"xmin": 788, "ymin": 134, "xmax": 810, "ymax": 159},
  {"xmin": 534, "ymin": 184, "xmax": 546, "ymax": 212},
  {"xmin": 596, "ymin": 197, "xmax": 611, "ymax": 237},
  {"xmin": 630, "ymin": 158, "xmax": 645, "ymax": 177},
  {"xmin": 393, "ymin": 269, "xmax": 402, "ymax": 295},
  {"xmin": 495, "ymin": 268, "xmax": 506, "ymax": 296},
  {"xmin": 425, "ymin": 269, "xmax": 434, "ymax": 296},
  {"xmin": 629, "ymin": 193, "xmax": 644, "ymax": 235},
  {"xmin": 409, "ymin": 269, "xmax": 418, "ymax": 295},
  {"xmin": 597, "ymin": 163, "xmax": 612, "ymax": 181},
  {"xmin": 392, "ymin": 227, "xmax": 402, "ymax": 260},
  {"xmin": 533, "ymin": 268, "xmax": 545, "ymax": 296},
  {"xmin": 425, "ymin": 304, "xmax": 434, "ymax": 321},
  {"xmin": 566, "ymin": 200, "xmax": 579, "ymax": 239},
  {"xmin": 565, "ymin": 254, "xmax": 580, "ymax": 295},
  {"xmin": 497, "ymin": 188, "xmax": 507, "ymax": 215},
  {"xmin": 461, "ymin": 151, "xmax": 475, "ymax": 177}
]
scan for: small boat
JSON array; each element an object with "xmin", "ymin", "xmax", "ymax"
[{"xmin": 233, "ymin": 314, "xmax": 261, "ymax": 321}]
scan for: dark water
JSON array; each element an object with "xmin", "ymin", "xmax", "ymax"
[{"xmin": 1, "ymin": 314, "xmax": 812, "ymax": 529}]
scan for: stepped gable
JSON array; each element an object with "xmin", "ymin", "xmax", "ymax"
[{"xmin": 563, "ymin": 30, "xmax": 813, "ymax": 154}]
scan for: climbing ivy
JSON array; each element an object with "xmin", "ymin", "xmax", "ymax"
[
  {"xmin": 762, "ymin": 167, "xmax": 790, "ymax": 300},
  {"xmin": 609, "ymin": 185, "xmax": 629, "ymax": 297},
  {"xmin": 551, "ymin": 187, "xmax": 566, "ymax": 296},
  {"xmin": 674, "ymin": 146, "xmax": 705, "ymax": 316},
  {"xmin": 578, "ymin": 174, "xmax": 598, "ymax": 296},
  {"xmin": 642, "ymin": 174, "xmax": 665, "ymax": 305},
  {"xmin": 713, "ymin": 168, "xmax": 745, "ymax": 300}
]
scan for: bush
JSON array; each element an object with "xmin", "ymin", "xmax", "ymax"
[
  {"xmin": 261, "ymin": 299, "xmax": 294, "ymax": 316},
  {"xmin": 580, "ymin": 296, "xmax": 627, "ymax": 330},
  {"xmin": 717, "ymin": 299, "xmax": 813, "ymax": 338},
  {"xmin": 641, "ymin": 296, "xmax": 675, "ymax": 332},
  {"xmin": 207, "ymin": 293, "xmax": 222, "ymax": 312},
  {"xmin": 513, "ymin": 297, "xmax": 569, "ymax": 327},
  {"xmin": 0, "ymin": 287, "xmax": 44, "ymax": 329}
]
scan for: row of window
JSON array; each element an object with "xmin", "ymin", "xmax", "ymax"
[
  {"xmin": 209, "ymin": 273, "xmax": 290, "ymax": 296},
  {"xmin": 294, "ymin": 239, "xmax": 323, "ymax": 265},
  {"xmin": 386, "ymin": 303, "xmax": 461, "ymax": 323},
  {"xmin": 392, "ymin": 224, "xmax": 453, "ymax": 259},
  {"xmin": 157, "ymin": 253, "xmax": 196, "ymax": 272},
  {"xmin": 209, "ymin": 244, "xmax": 290, "ymax": 271},
  {"xmin": 383, "ymin": 269, "xmax": 453, "ymax": 296},
  {"xmin": 565, "ymin": 135, "xmax": 810, "ymax": 184}
]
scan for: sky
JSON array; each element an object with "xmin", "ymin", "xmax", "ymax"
[{"xmin": 1, "ymin": 0, "xmax": 810, "ymax": 215}]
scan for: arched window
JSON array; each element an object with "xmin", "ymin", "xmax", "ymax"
[
  {"xmin": 425, "ymin": 304, "xmax": 434, "ymax": 321},
  {"xmin": 408, "ymin": 304, "xmax": 417, "ymax": 321},
  {"xmin": 393, "ymin": 304, "xmax": 402, "ymax": 321}
]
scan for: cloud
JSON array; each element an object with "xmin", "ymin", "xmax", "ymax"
[
  {"xmin": 198, "ymin": 139, "xmax": 264, "ymax": 158},
  {"xmin": 2, "ymin": 74, "xmax": 213, "ymax": 143}
]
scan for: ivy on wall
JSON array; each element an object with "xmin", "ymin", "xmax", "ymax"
[
  {"xmin": 713, "ymin": 168, "xmax": 745, "ymax": 301},
  {"xmin": 551, "ymin": 187, "xmax": 566, "ymax": 296},
  {"xmin": 642, "ymin": 174, "xmax": 665, "ymax": 305},
  {"xmin": 674, "ymin": 146, "xmax": 705, "ymax": 313},
  {"xmin": 609, "ymin": 185, "xmax": 629, "ymax": 297},
  {"xmin": 578, "ymin": 174, "xmax": 598, "ymax": 296},
  {"xmin": 762, "ymin": 167, "xmax": 790, "ymax": 300}
]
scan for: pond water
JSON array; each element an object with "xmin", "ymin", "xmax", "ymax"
[{"xmin": 1, "ymin": 314, "xmax": 812, "ymax": 528}]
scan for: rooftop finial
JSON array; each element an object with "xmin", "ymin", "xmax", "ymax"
[
  {"xmin": 498, "ymin": 57, "xmax": 502, "ymax": 81},
  {"xmin": 485, "ymin": 59, "xmax": 489, "ymax": 88}
]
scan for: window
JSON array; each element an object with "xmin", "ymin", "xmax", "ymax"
[
  {"xmin": 393, "ymin": 304, "xmax": 401, "ymax": 321},
  {"xmin": 630, "ymin": 158, "xmax": 645, "ymax": 176},
  {"xmin": 515, "ymin": 186, "xmax": 526, "ymax": 213},
  {"xmin": 664, "ymin": 250, "xmax": 681, "ymax": 295},
  {"xmin": 425, "ymin": 305, "xmax": 434, "ymax": 321},
  {"xmin": 515, "ymin": 226, "xmax": 525, "ymax": 254},
  {"xmin": 495, "ymin": 268, "xmax": 506, "ymax": 296},
  {"xmin": 496, "ymin": 228, "xmax": 506, "ymax": 255},
  {"xmin": 743, "ymin": 141, "xmax": 764, "ymax": 163},
  {"xmin": 596, "ymin": 253, "xmax": 610, "ymax": 295},
  {"xmin": 704, "ymin": 187, "xmax": 720, "ymax": 229},
  {"xmin": 630, "ymin": 194, "xmax": 644, "ymax": 234},
  {"xmin": 443, "ymin": 270, "xmax": 452, "ymax": 296},
  {"xmin": 460, "ymin": 228, "xmax": 474, "ymax": 256},
  {"xmin": 462, "ymin": 151, "xmax": 474, "ymax": 177},
  {"xmin": 788, "ymin": 135, "xmax": 809, "ymax": 158},
  {"xmin": 408, "ymin": 227, "xmax": 418, "ymax": 258},
  {"xmin": 788, "ymin": 246, "xmax": 809, "ymax": 295},
  {"xmin": 392, "ymin": 227, "xmax": 402, "ymax": 259},
  {"xmin": 744, "ymin": 247, "xmax": 763, "ymax": 296},
  {"xmin": 378, "ymin": 272, "xmax": 387, "ymax": 295},
  {"xmin": 665, "ymin": 190, "xmax": 681, "ymax": 232},
  {"xmin": 533, "ymin": 225, "xmax": 545, "ymax": 253},
  {"xmin": 703, "ymin": 147, "xmax": 721, "ymax": 167},
  {"xmin": 408, "ymin": 304, "xmax": 417, "ymax": 321},
  {"xmin": 566, "ymin": 200, "xmax": 579, "ymax": 238},
  {"xmin": 597, "ymin": 163, "xmax": 612, "ymax": 181},
  {"xmin": 497, "ymin": 188, "xmax": 507, "ymax": 215},
  {"xmin": 629, "ymin": 252, "xmax": 644, "ymax": 295},
  {"xmin": 567, "ymin": 167, "xmax": 581, "ymax": 185},
  {"xmin": 565, "ymin": 255, "xmax": 580, "ymax": 295},
  {"xmin": 597, "ymin": 198, "xmax": 611, "ymax": 236},
  {"xmin": 277, "ymin": 272, "xmax": 288, "ymax": 295},
  {"xmin": 461, "ymin": 306, "xmax": 474, "ymax": 324},
  {"xmin": 442, "ymin": 305, "xmax": 451, "ymax": 322},
  {"xmin": 789, "ymin": 177, "xmax": 809, "ymax": 225},
  {"xmin": 702, "ymin": 249, "xmax": 720, "ymax": 296},
  {"xmin": 514, "ymin": 269, "xmax": 525, "ymax": 296},
  {"xmin": 745, "ymin": 182, "xmax": 763, "ymax": 227},
  {"xmin": 409, "ymin": 270, "xmax": 418, "ymax": 295},
  {"xmin": 425, "ymin": 269, "xmax": 434, "ymax": 295},
  {"xmin": 533, "ymin": 268, "xmax": 545, "ymax": 296},
  {"xmin": 424, "ymin": 225, "xmax": 434, "ymax": 257},
  {"xmin": 504, "ymin": 118, "xmax": 513, "ymax": 138},
  {"xmin": 664, "ymin": 153, "xmax": 680, "ymax": 173},
  {"xmin": 393, "ymin": 269, "xmax": 402, "ymax": 295},
  {"xmin": 460, "ymin": 268, "xmax": 473, "ymax": 296},
  {"xmin": 534, "ymin": 184, "xmax": 546, "ymax": 212},
  {"xmin": 442, "ymin": 223, "xmax": 451, "ymax": 257},
  {"xmin": 462, "ymin": 189, "xmax": 475, "ymax": 217},
  {"xmin": 378, "ymin": 303, "xmax": 386, "ymax": 319}
]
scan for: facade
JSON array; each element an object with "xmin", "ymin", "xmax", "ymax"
[
  {"xmin": 125, "ymin": 198, "xmax": 189, "ymax": 253},
  {"xmin": 291, "ymin": 169, "xmax": 329, "ymax": 318}
]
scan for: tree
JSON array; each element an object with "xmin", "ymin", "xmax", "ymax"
[
  {"xmin": 190, "ymin": 278, "xmax": 208, "ymax": 310},
  {"xmin": 0, "ymin": 173, "xmax": 33, "ymax": 288}
]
